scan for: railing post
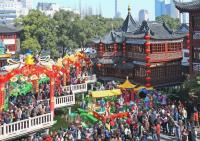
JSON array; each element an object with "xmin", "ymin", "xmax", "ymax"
[
  {"xmin": 3, "ymin": 123, "xmax": 6, "ymax": 135},
  {"xmin": 29, "ymin": 117, "xmax": 31, "ymax": 127},
  {"xmin": 68, "ymin": 107, "xmax": 71, "ymax": 115},
  {"xmin": 51, "ymin": 112, "xmax": 54, "ymax": 122}
]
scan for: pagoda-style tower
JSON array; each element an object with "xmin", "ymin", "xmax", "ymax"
[{"xmin": 93, "ymin": 6, "xmax": 185, "ymax": 88}]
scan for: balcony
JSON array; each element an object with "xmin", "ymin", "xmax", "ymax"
[
  {"xmin": 0, "ymin": 113, "xmax": 54, "ymax": 141},
  {"xmin": 150, "ymin": 52, "xmax": 182, "ymax": 62}
]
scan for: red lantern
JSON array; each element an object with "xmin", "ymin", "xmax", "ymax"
[
  {"xmin": 145, "ymin": 42, "xmax": 150, "ymax": 47},
  {"xmin": 145, "ymin": 35, "xmax": 150, "ymax": 40},
  {"xmin": 146, "ymin": 77, "xmax": 151, "ymax": 81},
  {"xmin": 146, "ymin": 63, "xmax": 151, "ymax": 67},
  {"xmin": 146, "ymin": 83, "xmax": 151, "ymax": 87},
  {"xmin": 122, "ymin": 61, "xmax": 126, "ymax": 64},
  {"xmin": 146, "ymin": 56, "xmax": 150, "ymax": 61},
  {"xmin": 97, "ymin": 63, "xmax": 101, "ymax": 68},
  {"xmin": 146, "ymin": 69, "xmax": 151, "ymax": 74},
  {"xmin": 187, "ymin": 40, "xmax": 190, "ymax": 44},
  {"xmin": 145, "ymin": 49, "xmax": 150, "ymax": 54},
  {"xmin": 186, "ymin": 33, "xmax": 190, "ymax": 38}
]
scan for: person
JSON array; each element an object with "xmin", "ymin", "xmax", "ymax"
[
  {"xmin": 174, "ymin": 121, "xmax": 182, "ymax": 141},
  {"xmin": 156, "ymin": 121, "xmax": 161, "ymax": 141},
  {"xmin": 182, "ymin": 126, "xmax": 188, "ymax": 141},
  {"xmin": 151, "ymin": 124, "xmax": 157, "ymax": 141},
  {"xmin": 191, "ymin": 126, "xmax": 197, "ymax": 141},
  {"xmin": 193, "ymin": 106, "xmax": 199, "ymax": 127}
]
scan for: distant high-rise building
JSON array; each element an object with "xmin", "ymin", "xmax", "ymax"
[
  {"xmin": 139, "ymin": 9, "xmax": 149, "ymax": 23},
  {"xmin": 21, "ymin": 0, "xmax": 33, "ymax": 10},
  {"xmin": 87, "ymin": 7, "xmax": 93, "ymax": 16},
  {"xmin": 155, "ymin": 0, "xmax": 165, "ymax": 17},
  {"xmin": 155, "ymin": 0, "xmax": 179, "ymax": 18},
  {"xmin": 0, "ymin": 0, "xmax": 32, "ymax": 23},
  {"xmin": 114, "ymin": 0, "xmax": 121, "ymax": 18},
  {"xmin": 170, "ymin": 0, "xmax": 179, "ymax": 18},
  {"xmin": 37, "ymin": 3, "xmax": 59, "ymax": 17}
]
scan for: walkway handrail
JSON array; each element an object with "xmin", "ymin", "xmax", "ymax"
[
  {"xmin": 55, "ymin": 94, "xmax": 75, "ymax": 108},
  {"xmin": 71, "ymin": 83, "xmax": 87, "ymax": 93},
  {"xmin": 0, "ymin": 112, "xmax": 53, "ymax": 140}
]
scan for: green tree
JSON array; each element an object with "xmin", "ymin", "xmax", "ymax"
[
  {"xmin": 156, "ymin": 15, "xmax": 181, "ymax": 31},
  {"xmin": 21, "ymin": 37, "xmax": 41, "ymax": 53},
  {"xmin": 16, "ymin": 10, "xmax": 57, "ymax": 57},
  {"xmin": 53, "ymin": 10, "xmax": 79, "ymax": 56}
]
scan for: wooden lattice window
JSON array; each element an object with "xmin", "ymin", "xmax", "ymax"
[
  {"xmin": 151, "ymin": 44, "xmax": 165, "ymax": 53},
  {"xmin": 168, "ymin": 43, "xmax": 181, "ymax": 51}
]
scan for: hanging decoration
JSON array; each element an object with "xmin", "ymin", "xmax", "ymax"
[
  {"xmin": 123, "ymin": 41, "xmax": 126, "ymax": 56},
  {"xmin": 186, "ymin": 33, "xmax": 191, "ymax": 63},
  {"xmin": 144, "ymin": 32, "xmax": 151, "ymax": 88},
  {"xmin": 114, "ymin": 42, "xmax": 117, "ymax": 56},
  {"xmin": 99, "ymin": 42, "xmax": 103, "ymax": 57}
]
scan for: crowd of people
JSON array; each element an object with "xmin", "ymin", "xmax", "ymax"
[
  {"xmin": 28, "ymin": 81, "xmax": 199, "ymax": 141},
  {"xmin": 0, "ymin": 84, "xmax": 51, "ymax": 125},
  {"xmin": 1, "ymin": 79, "xmax": 200, "ymax": 141}
]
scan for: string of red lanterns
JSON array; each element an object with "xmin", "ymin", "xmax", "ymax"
[
  {"xmin": 145, "ymin": 33, "xmax": 151, "ymax": 88},
  {"xmin": 186, "ymin": 33, "xmax": 191, "ymax": 64},
  {"xmin": 123, "ymin": 41, "xmax": 126, "ymax": 56},
  {"xmin": 99, "ymin": 42, "xmax": 103, "ymax": 57},
  {"xmin": 114, "ymin": 42, "xmax": 118, "ymax": 56}
]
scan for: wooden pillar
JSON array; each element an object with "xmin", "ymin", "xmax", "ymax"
[
  {"xmin": 0, "ymin": 83, "xmax": 5, "ymax": 111},
  {"xmin": 63, "ymin": 73, "xmax": 67, "ymax": 86},
  {"xmin": 145, "ymin": 32, "xmax": 151, "ymax": 88},
  {"xmin": 50, "ymin": 79, "xmax": 55, "ymax": 113}
]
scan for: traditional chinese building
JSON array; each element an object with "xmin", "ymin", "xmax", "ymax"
[
  {"xmin": 93, "ymin": 6, "xmax": 185, "ymax": 88},
  {"xmin": 175, "ymin": 0, "xmax": 200, "ymax": 73},
  {"xmin": 0, "ymin": 25, "xmax": 20, "ymax": 68}
]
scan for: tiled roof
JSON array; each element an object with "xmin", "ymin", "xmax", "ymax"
[
  {"xmin": 125, "ymin": 21, "xmax": 185, "ymax": 40},
  {"xmin": 118, "ymin": 12, "xmax": 139, "ymax": 33},
  {"xmin": 0, "ymin": 25, "xmax": 21, "ymax": 34},
  {"xmin": 175, "ymin": 23, "xmax": 189, "ymax": 34},
  {"xmin": 92, "ymin": 8, "xmax": 185, "ymax": 44},
  {"xmin": 174, "ymin": 0, "xmax": 200, "ymax": 12}
]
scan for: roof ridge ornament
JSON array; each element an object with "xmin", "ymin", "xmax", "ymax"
[{"xmin": 128, "ymin": 5, "xmax": 131, "ymax": 13}]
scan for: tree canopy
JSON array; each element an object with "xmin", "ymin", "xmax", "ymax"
[
  {"xmin": 155, "ymin": 15, "xmax": 181, "ymax": 31},
  {"xmin": 16, "ymin": 10, "xmax": 123, "ymax": 58}
]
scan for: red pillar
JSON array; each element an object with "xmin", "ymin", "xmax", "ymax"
[
  {"xmin": 186, "ymin": 33, "xmax": 192, "ymax": 74},
  {"xmin": 50, "ymin": 78, "xmax": 55, "ymax": 112},
  {"xmin": 145, "ymin": 33, "xmax": 151, "ymax": 88},
  {"xmin": 0, "ymin": 83, "xmax": 5, "ymax": 111}
]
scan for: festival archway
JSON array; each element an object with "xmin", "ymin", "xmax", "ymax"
[{"xmin": 0, "ymin": 64, "xmax": 57, "ymax": 112}]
